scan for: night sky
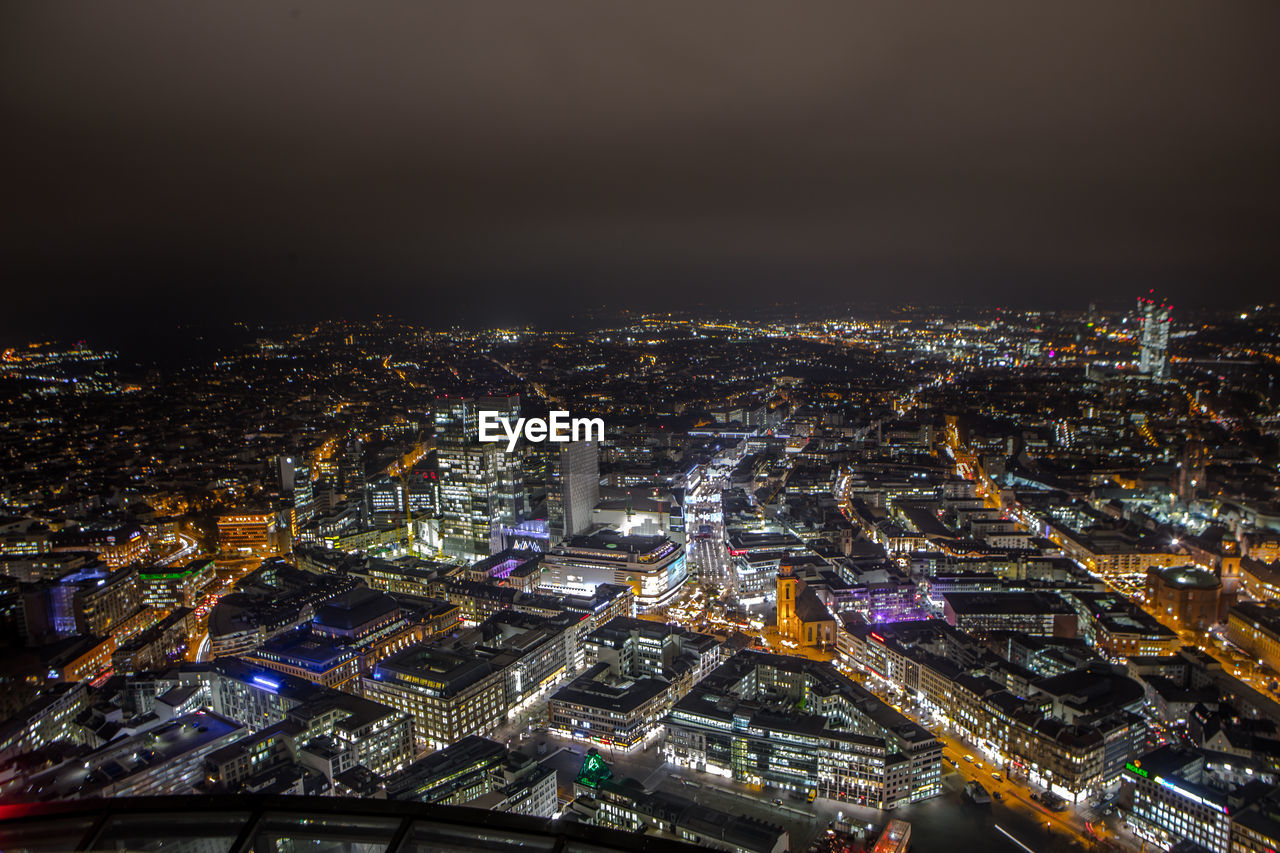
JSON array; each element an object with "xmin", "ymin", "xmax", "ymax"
[{"xmin": 3, "ymin": 1, "xmax": 1279, "ymax": 343}]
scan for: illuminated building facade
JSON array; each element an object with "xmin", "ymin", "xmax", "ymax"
[
  {"xmin": 0, "ymin": 682, "xmax": 88, "ymax": 761},
  {"xmin": 422, "ymin": 580, "xmax": 634, "ymax": 636},
  {"xmin": 583, "ymin": 616, "xmax": 723, "ymax": 688},
  {"xmin": 19, "ymin": 712, "xmax": 247, "ymax": 799},
  {"xmin": 435, "ymin": 396, "xmax": 528, "ymax": 561},
  {"xmin": 52, "ymin": 635, "xmax": 117, "ymax": 682},
  {"xmin": 1226, "ymin": 602, "xmax": 1280, "ymax": 674},
  {"xmin": 776, "ymin": 562, "xmax": 836, "ymax": 648},
  {"xmin": 664, "ymin": 651, "xmax": 942, "ymax": 809},
  {"xmin": 130, "ymin": 660, "xmax": 417, "ymax": 778},
  {"xmin": 1137, "ymin": 296, "xmax": 1171, "ymax": 382},
  {"xmin": 0, "ymin": 525, "xmax": 50, "ymax": 557},
  {"xmin": 551, "ymin": 617, "xmax": 721, "ymax": 748},
  {"xmin": 364, "ymin": 647, "xmax": 507, "ymax": 751},
  {"xmin": 549, "ymin": 440, "xmax": 600, "ymax": 541},
  {"xmin": 541, "ymin": 530, "xmax": 687, "ymax": 611},
  {"xmin": 469, "ymin": 549, "xmax": 543, "ymax": 593},
  {"xmin": 1233, "ymin": 801, "xmax": 1280, "ymax": 853},
  {"xmin": 218, "ymin": 510, "xmax": 282, "ymax": 558},
  {"xmin": 53, "ymin": 521, "xmax": 149, "ymax": 569},
  {"xmin": 139, "ymin": 558, "xmax": 214, "ymax": 608},
  {"xmin": 245, "ymin": 634, "xmax": 363, "ymax": 692},
  {"xmin": 941, "ymin": 591, "xmax": 1078, "ymax": 638},
  {"xmin": 726, "ymin": 532, "xmax": 808, "ymax": 599},
  {"xmin": 842, "ymin": 620, "xmax": 1145, "ymax": 798},
  {"xmin": 1068, "ymin": 591, "xmax": 1179, "ymax": 659},
  {"xmin": 1124, "ymin": 748, "xmax": 1232, "ymax": 853},
  {"xmin": 278, "ymin": 455, "xmax": 316, "ymax": 529},
  {"xmin": 368, "ymin": 475, "xmax": 407, "ymax": 515},
  {"xmin": 111, "ymin": 607, "xmax": 196, "ymax": 674},
  {"xmin": 311, "ymin": 586, "xmax": 403, "ymax": 640},
  {"xmin": 385, "ymin": 735, "xmax": 558, "ymax": 818},
  {"xmin": 309, "ymin": 587, "xmax": 443, "ymax": 674},
  {"xmin": 339, "ymin": 435, "xmax": 364, "ymax": 496},
  {"xmin": 45, "ymin": 565, "xmax": 142, "ymax": 638},
  {"xmin": 1146, "ymin": 565, "xmax": 1221, "ymax": 632},
  {"xmin": 549, "ymin": 670, "xmax": 670, "ymax": 748},
  {"xmin": 386, "ymin": 734, "xmax": 505, "ymax": 804},
  {"xmin": 1241, "ymin": 557, "xmax": 1280, "ymax": 602}
]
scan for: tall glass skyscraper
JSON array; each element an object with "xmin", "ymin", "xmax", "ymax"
[
  {"xmin": 548, "ymin": 440, "xmax": 599, "ymax": 542},
  {"xmin": 1137, "ymin": 296, "xmax": 1171, "ymax": 382},
  {"xmin": 434, "ymin": 396, "xmax": 528, "ymax": 559},
  {"xmin": 276, "ymin": 454, "xmax": 315, "ymax": 530}
]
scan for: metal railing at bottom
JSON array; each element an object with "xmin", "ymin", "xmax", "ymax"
[{"xmin": 0, "ymin": 793, "xmax": 701, "ymax": 853}]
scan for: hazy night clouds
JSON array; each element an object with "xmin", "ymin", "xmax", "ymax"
[{"xmin": 2, "ymin": 0, "xmax": 1278, "ymax": 340}]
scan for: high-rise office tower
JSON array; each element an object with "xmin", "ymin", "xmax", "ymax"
[
  {"xmin": 548, "ymin": 441, "xmax": 599, "ymax": 541},
  {"xmin": 339, "ymin": 435, "xmax": 365, "ymax": 495},
  {"xmin": 523, "ymin": 444, "xmax": 558, "ymax": 499},
  {"xmin": 1137, "ymin": 296, "xmax": 1171, "ymax": 382},
  {"xmin": 276, "ymin": 455, "xmax": 298, "ymax": 492},
  {"xmin": 407, "ymin": 464, "xmax": 437, "ymax": 518},
  {"xmin": 434, "ymin": 396, "xmax": 528, "ymax": 560},
  {"xmin": 275, "ymin": 455, "xmax": 315, "ymax": 529},
  {"xmin": 480, "ymin": 395, "xmax": 528, "ymax": 526},
  {"xmin": 292, "ymin": 462, "xmax": 315, "ymax": 527}
]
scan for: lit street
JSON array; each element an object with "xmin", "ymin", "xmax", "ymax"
[{"xmin": 1, "ymin": 6, "xmax": 1278, "ymax": 851}]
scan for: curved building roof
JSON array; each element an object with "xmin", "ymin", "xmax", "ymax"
[{"xmin": 1152, "ymin": 564, "xmax": 1220, "ymax": 590}]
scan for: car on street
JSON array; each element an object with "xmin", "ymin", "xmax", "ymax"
[
  {"xmin": 771, "ymin": 798, "xmax": 783, "ymax": 806},
  {"xmin": 1042, "ymin": 793, "xmax": 1070, "ymax": 812}
]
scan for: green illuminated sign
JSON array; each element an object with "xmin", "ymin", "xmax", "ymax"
[
  {"xmin": 575, "ymin": 749, "xmax": 613, "ymax": 789},
  {"xmin": 140, "ymin": 572, "xmax": 193, "ymax": 581}
]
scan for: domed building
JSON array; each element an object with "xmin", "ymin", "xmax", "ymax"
[{"xmin": 1145, "ymin": 565, "xmax": 1221, "ymax": 631}]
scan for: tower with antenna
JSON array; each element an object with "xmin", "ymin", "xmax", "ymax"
[{"xmin": 1137, "ymin": 291, "xmax": 1172, "ymax": 382}]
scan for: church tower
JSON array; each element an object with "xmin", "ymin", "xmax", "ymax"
[{"xmin": 777, "ymin": 562, "xmax": 799, "ymax": 639}]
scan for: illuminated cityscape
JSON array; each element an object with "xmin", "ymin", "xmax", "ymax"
[
  {"xmin": 0, "ymin": 304, "xmax": 1277, "ymax": 852},
  {"xmin": 4, "ymin": 1, "xmax": 1280, "ymax": 849}
]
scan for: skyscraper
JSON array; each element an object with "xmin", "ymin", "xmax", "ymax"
[
  {"xmin": 339, "ymin": 435, "xmax": 365, "ymax": 495},
  {"xmin": 434, "ymin": 396, "xmax": 528, "ymax": 560},
  {"xmin": 548, "ymin": 441, "xmax": 599, "ymax": 541},
  {"xmin": 276, "ymin": 455, "xmax": 299, "ymax": 493},
  {"xmin": 275, "ymin": 455, "xmax": 315, "ymax": 530},
  {"xmin": 292, "ymin": 462, "xmax": 315, "ymax": 528},
  {"xmin": 1137, "ymin": 296, "xmax": 1171, "ymax": 382},
  {"xmin": 480, "ymin": 395, "xmax": 529, "ymax": 527}
]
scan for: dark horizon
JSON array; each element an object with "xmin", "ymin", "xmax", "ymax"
[
  {"xmin": 4, "ymin": 0, "xmax": 1279, "ymax": 343},
  {"xmin": 1, "ymin": 287, "xmax": 1271, "ymax": 360}
]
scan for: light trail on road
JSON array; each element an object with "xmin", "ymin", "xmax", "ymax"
[{"xmin": 995, "ymin": 824, "xmax": 1036, "ymax": 853}]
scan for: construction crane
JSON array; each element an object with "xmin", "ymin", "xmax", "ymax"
[
  {"xmin": 395, "ymin": 468, "xmax": 416, "ymax": 549},
  {"xmin": 389, "ymin": 428, "xmax": 430, "ymax": 553},
  {"xmin": 759, "ymin": 467, "xmax": 792, "ymax": 509}
]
